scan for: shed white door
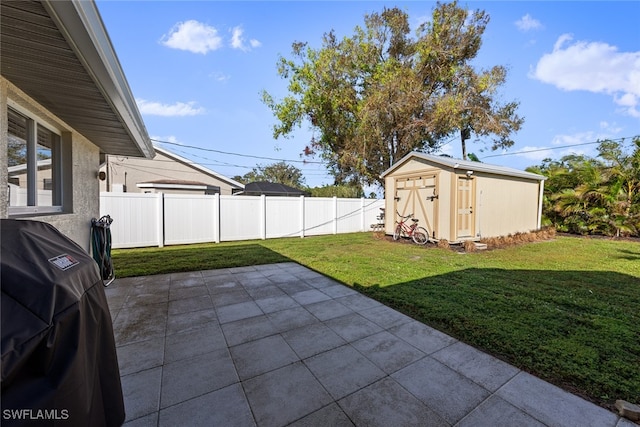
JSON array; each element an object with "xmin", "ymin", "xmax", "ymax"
[
  {"xmin": 456, "ymin": 176, "xmax": 475, "ymax": 238},
  {"xmin": 394, "ymin": 174, "xmax": 437, "ymax": 239}
]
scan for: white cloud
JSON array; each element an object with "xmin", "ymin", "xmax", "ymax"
[
  {"xmin": 137, "ymin": 99, "xmax": 205, "ymax": 117},
  {"xmin": 515, "ymin": 14, "xmax": 542, "ymax": 32},
  {"xmin": 230, "ymin": 26, "xmax": 244, "ymax": 50},
  {"xmin": 531, "ymin": 34, "xmax": 640, "ymax": 118},
  {"xmin": 599, "ymin": 121, "xmax": 623, "ymax": 133},
  {"xmin": 230, "ymin": 26, "xmax": 261, "ymax": 51},
  {"xmin": 160, "ymin": 20, "xmax": 223, "ymax": 54},
  {"xmin": 550, "ymin": 131, "xmax": 598, "ymax": 146},
  {"xmin": 513, "ymin": 128, "xmax": 621, "ymax": 162},
  {"xmin": 210, "ymin": 71, "xmax": 230, "ymax": 82},
  {"xmin": 150, "ymin": 135, "xmax": 180, "ymax": 145},
  {"xmin": 513, "ymin": 146, "xmax": 556, "ymax": 162}
]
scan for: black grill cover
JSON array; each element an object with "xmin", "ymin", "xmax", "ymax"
[{"xmin": 1, "ymin": 220, "xmax": 124, "ymax": 426}]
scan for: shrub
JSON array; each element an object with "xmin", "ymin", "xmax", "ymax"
[
  {"xmin": 437, "ymin": 239, "xmax": 450, "ymax": 249},
  {"xmin": 463, "ymin": 240, "xmax": 476, "ymax": 252}
]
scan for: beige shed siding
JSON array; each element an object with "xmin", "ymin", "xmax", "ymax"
[
  {"xmin": 382, "ymin": 153, "xmax": 544, "ymax": 242},
  {"xmin": 101, "ymin": 151, "xmax": 238, "ymax": 195},
  {"xmin": 475, "ymin": 175, "xmax": 541, "ymax": 238},
  {"xmin": 385, "ymin": 157, "xmax": 442, "ymax": 235},
  {"xmin": 2, "ymin": 78, "xmax": 100, "ymax": 251}
]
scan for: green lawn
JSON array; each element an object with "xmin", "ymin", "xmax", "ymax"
[{"xmin": 112, "ymin": 234, "xmax": 640, "ymax": 409}]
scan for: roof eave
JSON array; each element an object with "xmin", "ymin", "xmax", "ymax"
[{"xmin": 41, "ymin": 0, "xmax": 154, "ymax": 159}]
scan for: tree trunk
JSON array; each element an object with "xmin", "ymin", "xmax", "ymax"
[{"xmin": 461, "ymin": 131, "xmax": 467, "ymax": 160}]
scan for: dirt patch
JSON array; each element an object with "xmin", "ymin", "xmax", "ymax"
[{"xmin": 376, "ymin": 227, "xmax": 560, "ymax": 252}]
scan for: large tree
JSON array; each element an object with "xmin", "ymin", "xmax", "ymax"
[
  {"xmin": 263, "ymin": 1, "xmax": 522, "ymax": 187},
  {"xmin": 234, "ymin": 161, "xmax": 306, "ymax": 189}
]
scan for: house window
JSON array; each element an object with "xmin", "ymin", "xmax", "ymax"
[{"xmin": 7, "ymin": 107, "xmax": 63, "ymax": 214}]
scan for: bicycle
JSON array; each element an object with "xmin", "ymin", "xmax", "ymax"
[{"xmin": 393, "ymin": 212, "xmax": 429, "ymax": 245}]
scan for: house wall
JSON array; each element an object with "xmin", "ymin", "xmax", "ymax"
[
  {"xmin": 1, "ymin": 77, "xmax": 100, "ymax": 252},
  {"xmin": 100, "ymin": 151, "xmax": 238, "ymax": 195}
]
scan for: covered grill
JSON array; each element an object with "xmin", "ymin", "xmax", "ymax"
[{"xmin": 1, "ymin": 219, "xmax": 124, "ymax": 426}]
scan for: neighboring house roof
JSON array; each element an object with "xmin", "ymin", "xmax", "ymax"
[
  {"xmin": 136, "ymin": 180, "xmax": 217, "ymax": 191},
  {"xmin": 153, "ymin": 146, "xmax": 244, "ymax": 190},
  {"xmin": 381, "ymin": 152, "xmax": 546, "ymax": 181},
  {"xmin": 8, "ymin": 159, "xmax": 52, "ymax": 174},
  {"xmin": 237, "ymin": 182, "xmax": 307, "ymax": 196},
  {"xmin": 1, "ymin": 0, "xmax": 154, "ymax": 158}
]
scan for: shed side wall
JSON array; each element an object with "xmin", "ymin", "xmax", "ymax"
[{"xmin": 476, "ymin": 175, "xmax": 541, "ymax": 238}]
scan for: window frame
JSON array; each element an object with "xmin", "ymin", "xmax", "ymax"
[{"xmin": 7, "ymin": 104, "xmax": 65, "ymax": 216}]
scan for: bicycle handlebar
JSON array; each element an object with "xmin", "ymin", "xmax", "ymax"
[{"xmin": 396, "ymin": 211, "xmax": 413, "ymax": 219}]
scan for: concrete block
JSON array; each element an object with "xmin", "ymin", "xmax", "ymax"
[
  {"xmin": 615, "ymin": 400, "xmax": 640, "ymax": 421},
  {"xmin": 496, "ymin": 372, "xmax": 618, "ymax": 427}
]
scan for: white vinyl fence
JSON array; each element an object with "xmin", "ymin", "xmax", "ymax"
[{"xmin": 100, "ymin": 192, "xmax": 385, "ymax": 249}]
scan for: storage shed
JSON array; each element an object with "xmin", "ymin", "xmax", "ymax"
[{"xmin": 381, "ymin": 152, "xmax": 546, "ymax": 243}]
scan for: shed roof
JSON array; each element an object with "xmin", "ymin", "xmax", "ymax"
[
  {"xmin": 381, "ymin": 152, "xmax": 545, "ymax": 181},
  {"xmin": 1, "ymin": 0, "xmax": 153, "ymax": 158}
]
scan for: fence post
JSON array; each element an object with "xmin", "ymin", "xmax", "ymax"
[
  {"xmin": 214, "ymin": 193, "xmax": 221, "ymax": 243},
  {"xmin": 156, "ymin": 193, "xmax": 164, "ymax": 248},
  {"xmin": 300, "ymin": 195, "xmax": 305, "ymax": 238},
  {"xmin": 361, "ymin": 197, "xmax": 366, "ymax": 232},
  {"xmin": 333, "ymin": 196, "xmax": 338, "ymax": 235},
  {"xmin": 261, "ymin": 195, "xmax": 267, "ymax": 240}
]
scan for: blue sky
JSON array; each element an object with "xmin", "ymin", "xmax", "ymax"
[{"xmin": 96, "ymin": 1, "xmax": 640, "ymax": 190}]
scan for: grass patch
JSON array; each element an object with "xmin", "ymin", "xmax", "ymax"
[{"xmin": 112, "ymin": 234, "xmax": 640, "ymax": 409}]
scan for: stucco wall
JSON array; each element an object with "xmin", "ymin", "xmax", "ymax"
[{"xmin": 2, "ymin": 77, "xmax": 100, "ymax": 252}]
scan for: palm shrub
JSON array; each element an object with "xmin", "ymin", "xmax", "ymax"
[{"xmin": 529, "ymin": 137, "xmax": 640, "ymax": 237}]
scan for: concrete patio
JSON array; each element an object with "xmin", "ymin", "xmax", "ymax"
[{"xmin": 105, "ymin": 262, "xmax": 634, "ymax": 427}]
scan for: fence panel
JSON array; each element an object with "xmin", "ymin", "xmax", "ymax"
[
  {"xmin": 266, "ymin": 196, "xmax": 302, "ymax": 239},
  {"xmin": 100, "ymin": 193, "xmax": 159, "ymax": 248},
  {"xmin": 219, "ymin": 195, "xmax": 262, "ymax": 241},
  {"xmin": 336, "ymin": 198, "xmax": 364, "ymax": 233},
  {"xmin": 100, "ymin": 193, "xmax": 384, "ymax": 248},
  {"xmin": 364, "ymin": 199, "xmax": 386, "ymax": 230},
  {"xmin": 303, "ymin": 197, "xmax": 335, "ymax": 236},
  {"xmin": 164, "ymin": 194, "xmax": 218, "ymax": 245}
]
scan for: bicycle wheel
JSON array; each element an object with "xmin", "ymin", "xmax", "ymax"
[
  {"xmin": 412, "ymin": 227, "xmax": 429, "ymax": 245},
  {"xmin": 393, "ymin": 224, "xmax": 402, "ymax": 240}
]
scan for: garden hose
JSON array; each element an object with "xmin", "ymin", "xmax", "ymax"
[{"xmin": 91, "ymin": 215, "xmax": 115, "ymax": 286}]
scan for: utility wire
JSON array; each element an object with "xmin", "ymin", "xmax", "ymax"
[
  {"xmin": 480, "ymin": 136, "xmax": 637, "ymax": 159},
  {"xmin": 152, "ymin": 138, "xmax": 325, "ymax": 165}
]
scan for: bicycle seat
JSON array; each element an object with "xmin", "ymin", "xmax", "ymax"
[{"xmin": 411, "ymin": 218, "xmax": 419, "ymax": 222}]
